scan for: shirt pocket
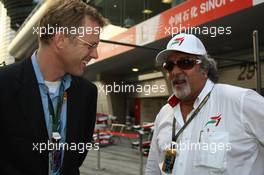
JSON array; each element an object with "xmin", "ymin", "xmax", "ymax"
[{"xmin": 194, "ymin": 131, "xmax": 229, "ymax": 172}]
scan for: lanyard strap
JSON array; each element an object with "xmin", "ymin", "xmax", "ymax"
[
  {"xmin": 47, "ymin": 83, "xmax": 65, "ymax": 133},
  {"xmin": 172, "ymin": 89, "xmax": 213, "ymax": 143}
]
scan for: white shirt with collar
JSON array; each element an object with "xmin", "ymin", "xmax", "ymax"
[{"xmin": 145, "ymin": 79, "xmax": 264, "ymax": 175}]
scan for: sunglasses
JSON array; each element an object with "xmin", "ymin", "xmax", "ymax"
[{"xmin": 163, "ymin": 58, "xmax": 201, "ymax": 71}]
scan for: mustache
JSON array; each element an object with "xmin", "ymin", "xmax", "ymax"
[{"xmin": 171, "ymin": 75, "xmax": 187, "ymax": 83}]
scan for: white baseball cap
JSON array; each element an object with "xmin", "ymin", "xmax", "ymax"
[{"xmin": 156, "ymin": 33, "xmax": 207, "ymax": 63}]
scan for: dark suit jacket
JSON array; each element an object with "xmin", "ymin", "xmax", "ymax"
[{"xmin": 0, "ymin": 58, "xmax": 97, "ymax": 175}]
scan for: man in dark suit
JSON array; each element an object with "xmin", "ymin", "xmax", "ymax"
[{"xmin": 0, "ymin": 0, "xmax": 107, "ymax": 174}]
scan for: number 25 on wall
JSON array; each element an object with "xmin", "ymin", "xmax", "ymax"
[{"xmin": 237, "ymin": 63, "xmax": 255, "ymax": 81}]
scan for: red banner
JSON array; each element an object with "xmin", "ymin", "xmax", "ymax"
[{"xmin": 97, "ymin": 0, "xmax": 253, "ymax": 61}]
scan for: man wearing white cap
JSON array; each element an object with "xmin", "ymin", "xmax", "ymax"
[{"xmin": 145, "ymin": 33, "xmax": 264, "ymax": 175}]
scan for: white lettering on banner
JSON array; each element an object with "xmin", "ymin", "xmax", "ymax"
[
  {"xmin": 168, "ymin": 0, "xmax": 236, "ymax": 27},
  {"xmin": 200, "ymin": 0, "xmax": 235, "ymax": 14},
  {"xmin": 183, "ymin": 9, "xmax": 188, "ymax": 22},
  {"xmin": 169, "ymin": 11, "xmax": 182, "ymax": 26},
  {"xmin": 190, "ymin": 6, "xmax": 198, "ymax": 18}
]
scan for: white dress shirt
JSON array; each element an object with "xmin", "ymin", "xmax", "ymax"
[{"xmin": 145, "ymin": 79, "xmax": 264, "ymax": 175}]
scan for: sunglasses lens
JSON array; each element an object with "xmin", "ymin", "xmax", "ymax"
[
  {"xmin": 163, "ymin": 58, "xmax": 198, "ymax": 71},
  {"xmin": 163, "ymin": 62, "xmax": 174, "ymax": 71},
  {"xmin": 177, "ymin": 59, "xmax": 196, "ymax": 69}
]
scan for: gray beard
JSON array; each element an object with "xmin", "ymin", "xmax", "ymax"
[{"xmin": 172, "ymin": 81, "xmax": 191, "ymax": 100}]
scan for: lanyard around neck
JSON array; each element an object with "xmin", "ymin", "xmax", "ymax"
[
  {"xmin": 172, "ymin": 88, "xmax": 213, "ymax": 144},
  {"xmin": 47, "ymin": 83, "xmax": 66, "ymax": 132}
]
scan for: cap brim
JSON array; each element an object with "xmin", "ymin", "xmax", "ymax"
[
  {"xmin": 156, "ymin": 49, "xmax": 176, "ymax": 63},
  {"xmin": 156, "ymin": 49, "xmax": 206, "ymax": 63}
]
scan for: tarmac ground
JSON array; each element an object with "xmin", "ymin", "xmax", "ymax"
[{"xmin": 80, "ymin": 137, "xmax": 147, "ymax": 175}]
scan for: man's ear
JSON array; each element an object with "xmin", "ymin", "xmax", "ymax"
[{"xmin": 53, "ymin": 33, "xmax": 65, "ymax": 50}]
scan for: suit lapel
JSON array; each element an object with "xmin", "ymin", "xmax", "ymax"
[
  {"xmin": 65, "ymin": 78, "xmax": 81, "ymax": 143},
  {"xmin": 16, "ymin": 58, "xmax": 48, "ymax": 140}
]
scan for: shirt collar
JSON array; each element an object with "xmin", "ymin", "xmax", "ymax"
[
  {"xmin": 31, "ymin": 50, "xmax": 72, "ymax": 91},
  {"xmin": 193, "ymin": 79, "xmax": 214, "ymax": 109},
  {"xmin": 167, "ymin": 94, "xmax": 179, "ymax": 107},
  {"xmin": 167, "ymin": 79, "xmax": 214, "ymax": 108},
  {"xmin": 31, "ymin": 51, "xmax": 45, "ymax": 85}
]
